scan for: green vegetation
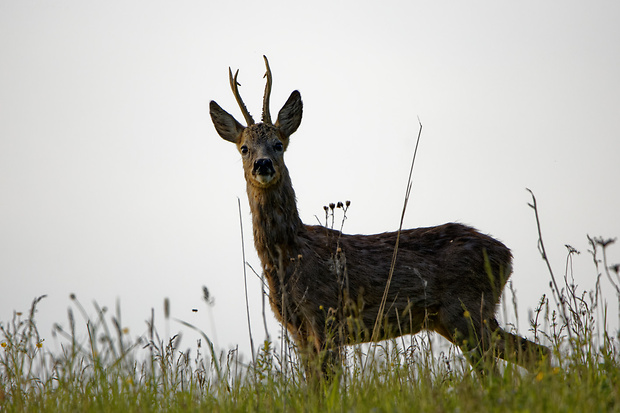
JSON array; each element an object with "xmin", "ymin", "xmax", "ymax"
[{"xmin": 2, "ymin": 202, "xmax": 619, "ymax": 412}]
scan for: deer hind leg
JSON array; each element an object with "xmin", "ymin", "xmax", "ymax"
[
  {"xmin": 437, "ymin": 309, "xmax": 550, "ymax": 375},
  {"xmin": 486, "ymin": 319, "xmax": 551, "ymax": 370},
  {"xmin": 435, "ymin": 307, "xmax": 502, "ymax": 376}
]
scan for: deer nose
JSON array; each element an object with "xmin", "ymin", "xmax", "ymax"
[{"xmin": 253, "ymin": 158, "xmax": 275, "ymax": 176}]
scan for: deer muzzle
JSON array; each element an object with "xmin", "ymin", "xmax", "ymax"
[{"xmin": 253, "ymin": 158, "xmax": 276, "ymax": 185}]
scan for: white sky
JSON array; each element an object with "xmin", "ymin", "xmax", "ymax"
[{"xmin": 1, "ymin": 1, "xmax": 619, "ymax": 357}]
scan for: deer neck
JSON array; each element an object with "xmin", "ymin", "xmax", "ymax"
[{"xmin": 246, "ymin": 168, "xmax": 304, "ymax": 271}]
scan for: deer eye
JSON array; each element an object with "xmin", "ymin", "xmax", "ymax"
[
  {"xmin": 274, "ymin": 142, "xmax": 284, "ymax": 152},
  {"xmin": 240, "ymin": 145, "xmax": 249, "ymax": 155}
]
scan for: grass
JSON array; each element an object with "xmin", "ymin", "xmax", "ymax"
[{"xmin": 2, "ymin": 195, "xmax": 620, "ymax": 412}]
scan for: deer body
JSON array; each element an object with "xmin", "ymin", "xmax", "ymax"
[
  {"xmin": 263, "ymin": 222, "xmax": 512, "ymax": 345},
  {"xmin": 210, "ymin": 57, "xmax": 549, "ymax": 377}
]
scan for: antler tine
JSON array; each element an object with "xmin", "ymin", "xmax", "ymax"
[
  {"xmin": 261, "ymin": 55, "xmax": 273, "ymax": 125},
  {"xmin": 228, "ymin": 67, "xmax": 255, "ymax": 126}
]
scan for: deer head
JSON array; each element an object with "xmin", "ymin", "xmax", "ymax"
[{"xmin": 210, "ymin": 56, "xmax": 303, "ymax": 189}]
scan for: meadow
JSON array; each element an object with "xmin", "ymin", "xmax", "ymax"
[{"xmin": 1, "ymin": 196, "xmax": 619, "ymax": 412}]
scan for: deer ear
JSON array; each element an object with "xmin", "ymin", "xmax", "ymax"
[
  {"xmin": 275, "ymin": 90, "xmax": 303, "ymax": 138},
  {"xmin": 210, "ymin": 101, "xmax": 245, "ymax": 144}
]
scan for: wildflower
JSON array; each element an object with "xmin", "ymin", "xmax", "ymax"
[
  {"xmin": 1, "ymin": 342, "xmax": 7, "ymax": 349},
  {"xmin": 319, "ymin": 305, "xmax": 324, "ymax": 310},
  {"xmin": 463, "ymin": 310, "xmax": 471, "ymax": 318},
  {"xmin": 122, "ymin": 327, "xmax": 130, "ymax": 334},
  {"xmin": 36, "ymin": 341, "xmax": 43, "ymax": 348},
  {"xmin": 535, "ymin": 372, "xmax": 544, "ymax": 382}
]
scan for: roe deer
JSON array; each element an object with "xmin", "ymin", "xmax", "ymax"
[{"xmin": 209, "ymin": 56, "xmax": 549, "ymax": 378}]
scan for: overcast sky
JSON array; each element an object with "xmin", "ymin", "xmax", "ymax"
[{"xmin": 1, "ymin": 1, "xmax": 619, "ymax": 357}]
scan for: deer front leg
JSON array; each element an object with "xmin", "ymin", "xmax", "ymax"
[{"xmin": 294, "ymin": 325, "xmax": 342, "ymax": 382}]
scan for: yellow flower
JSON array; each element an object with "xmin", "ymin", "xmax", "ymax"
[
  {"xmin": 535, "ymin": 372, "xmax": 544, "ymax": 382},
  {"xmin": 122, "ymin": 327, "xmax": 130, "ymax": 335},
  {"xmin": 463, "ymin": 310, "xmax": 471, "ymax": 318},
  {"xmin": 1, "ymin": 342, "xmax": 7, "ymax": 348},
  {"xmin": 36, "ymin": 341, "xmax": 43, "ymax": 348}
]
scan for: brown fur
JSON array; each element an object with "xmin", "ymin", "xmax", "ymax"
[{"xmin": 209, "ymin": 58, "xmax": 549, "ymax": 378}]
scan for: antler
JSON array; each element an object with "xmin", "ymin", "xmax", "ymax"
[
  {"xmin": 261, "ymin": 55, "xmax": 273, "ymax": 125},
  {"xmin": 229, "ymin": 68, "xmax": 255, "ymax": 126}
]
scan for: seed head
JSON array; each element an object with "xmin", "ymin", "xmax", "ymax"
[{"xmin": 164, "ymin": 298, "xmax": 170, "ymax": 319}]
